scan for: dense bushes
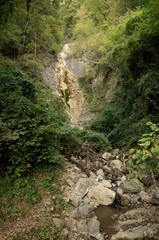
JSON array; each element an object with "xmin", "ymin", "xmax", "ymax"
[
  {"xmin": 0, "ymin": 66, "xmax": 111, "ymax": 176},
  {"xmin": 70, "ymin": 0, "xmax": 159, "ymax": 148},
  {"xmin": 0, "ymin": 66, "xmax": 64, "ymax": 175},
  {"xmin": 0, "ymin": 0, "xmax": 63, "ymax": 57},
  {"xmin": 127, "ymin": 122, "xmax": 159, "ymax": 179}
]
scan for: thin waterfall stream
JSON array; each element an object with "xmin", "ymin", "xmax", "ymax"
[{"xmin": 55, "ymin": 44, "xmax": 93, "ymax": 128}]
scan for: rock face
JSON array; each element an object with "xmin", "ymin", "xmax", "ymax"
[
  {"xmin": 88, "ymin": 185, "xmax": 116, "ymax": 206},
  {"xmin": 151, "ymin": 188, "xmax": 159, "ymax": 204},
  {"xmin": 139, "ymin": 191, "xmax": 151, "ymax": 203},
  {"xmin": 42, "ymin": 66, "xmax": 58, "ymax": 93},
  {"xmin": 111, "ymin": 207, "xmax": 159, "ymax": 240},
  {"xmin": 77, "ymin": 220, "xmax": 88, "ymax": 234},
  {"xmin": 97, "ymin": 169, "xmax": 104, "ymax": 177},
  {"xmin": 65, "ymin": 58, "xmax": 85, "ymax": 77},
  {"xmin": 55, "ymin": 44, "xmax": 93, "ymax": 128}
]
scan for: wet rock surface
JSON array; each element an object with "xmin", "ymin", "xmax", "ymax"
[{"xmin": 55, "ymin": 43, "xmax": 94, "ymax": 128}]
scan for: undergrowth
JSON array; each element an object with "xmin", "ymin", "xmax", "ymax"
[
  {"xmin": 0, "ymin": 65, "xmax": 111, "ymax": 177},
  {"xmin": 0, "ymin": 164, "xmax": 62, "ymax": 224}
]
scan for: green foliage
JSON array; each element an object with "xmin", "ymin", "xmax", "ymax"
[
  {"xmin": 12, "ymin": 220, "xmax": 65, "ymax": 240},
  {"xmin": 0, "ymin": 176, "xmax": 40, "ymax": 212},
  {"xmin": 0, "ymin": 66, "xmax": 67, "ymax": 176},
  {"xmin": 116, "ymin": 0, "xmax": 149, "ymax": 15},
  {"xmin": 41, "ymin": 174, "xmax": 61, "ymax": 194},
  {"xmin": 18, "ymin": 54, "xmax": 44, "ymax": 78},
  {"xmin": 80, "ymin": 129, "xmax": 111, "ymax": 151},
  {"xmin": 56, "ymin": 197, "xmax": 71, "ymax": 212},
  {"xmin": 56, "ymin": 125, "xmax": 111, "ymax": 156},
  {"xmin": 88, "ymin": 106, "xmax": 151, "ymax": 148},
  {"xmin": 60, "ymin": 0, "xmax": 84, "ymax": 37},
  {"xmin": 126, "ymin": 122, "xmax": 159, "ymax": 179},
  {"xmin": 0, "ymin": 64, "xmax": 111, "ymax": 176},
  {"xmin": 0, "ymin": 164, "xmax": 64, "ymax": 225},
  {"xmin": 88, "ymin": 106, "xmax": 120, "ymax": 134},
  {"xmin": 0, "ymin": 0, "xmax": 17, "ymax": 26},
  {"xmin": 0, "ymin": 0, "xmax": 64, "ymax": 57},
  {"xmin": 71, "ymin": 0, "xmax": 159, "ymax": 148},
  {"xmin": 55, "ymin": 125, "xmax": 83, "ymax": 155}
]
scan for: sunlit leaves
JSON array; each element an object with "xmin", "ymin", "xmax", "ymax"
[{"xmin": 127, "ymin": 122, "xmax": 159, "ymax": 179}]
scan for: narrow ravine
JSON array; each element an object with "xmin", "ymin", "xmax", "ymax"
[
  {"xmin": 55, "ymin": 44, "xmax": 93, "ymax": 128},
  {"xmin": 1, "ymin": 45, "xmax": 158, "ymax": 240},
  {"xmin": 54, "ymin": 45, "xmax": 159, "ymax": 240}
]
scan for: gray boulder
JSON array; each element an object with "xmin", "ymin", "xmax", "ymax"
[
  {"xmin": 139, "ymin": 191, "xmax": 151, "ymax": 203},
  {"xmin": 78, "ymin": 204, "xmax": 95, "ymax": 219},
  {"xmin": 100, "ymin": 180, "xmax": 112, "ymax": 188},
  {"xmin": 151, "ymin": 188, "xmax": 159, "ymax": 205},
  {"xmin": 75, "ymin": 178, "xmax": 89, "ymax": 198},
  {"xmin": 120, "ymin": 179, "xmax": 143, "ymax": 193},
  {"xmin": 71, "ymin": 209, "xmax": 80, "ymax": 219},
  {"xmin": 89, "ymin": 172, "xmax": 96, "ymax": 183},
  {"xmin": 77, "ymin": 220, "xmax": 88, "ymax": 234},
  {"xmin": 111, "ymin": 160, "xmax": 124, "ymax": 172},
  {"xmin": 88, "ymin": 184, "xmax": 116, "ymax": 206},
  {"xmin": 87, "ymin": 218, "xmax": 100, "ymax": 236},
  {"xmin": 120, "ymin": 194, "xmax": 131, "ymax": 206},
  {"xmin": 71, "ymin": 195, "xmax": 82, "ymax": 207},
  {"xmin": 70, "ymin": 173, "xmax": 81, "ymax": 183}
]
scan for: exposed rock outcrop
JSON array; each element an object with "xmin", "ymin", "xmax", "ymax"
[{"xmin": 55, "ymin": 44, "xmax": 94, "ymax": 128}]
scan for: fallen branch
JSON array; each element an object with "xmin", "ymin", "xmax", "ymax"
[{"xmin": 69, "ymin": 157, "xmax": 90, "ymax": 177}]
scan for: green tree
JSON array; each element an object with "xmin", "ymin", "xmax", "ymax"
[
  {"xmin": 0, "ymin": 0, "xmax": 63, "ymax": 57},
  {"xmin": 60, "ymin": 0, "xmax": 84, "ymax": 37},
  {"xmin": 84, "ymin": 0, "xmax": 109, "ymax": 22},
  {"xmin": 116, "ymin": 0, "xmax": 149, "ymax": 15},
  {"xmin": 0, "ymin": 0, "xmax": 17, "ymax": 26}
]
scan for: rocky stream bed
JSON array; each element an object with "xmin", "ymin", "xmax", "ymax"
[
  {"xmin": 40, "ymin": 44, "xmax": 159, "ymax": 240},
  {"xmin": 59, "ymin": 149, "xmax": 159, "ymax": 240},
  {"xmin": 1, "ymin": 149, "xmax": 159, "ymax": 240}
]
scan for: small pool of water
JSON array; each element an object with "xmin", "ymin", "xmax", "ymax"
[{"xmin": 95, "ymin": 205, "xmax": 126, "ymax": 237}]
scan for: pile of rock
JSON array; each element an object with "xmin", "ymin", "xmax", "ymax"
[{"xmin": 60, "ymin": 151, "xmax": 159, "ymax": 240}]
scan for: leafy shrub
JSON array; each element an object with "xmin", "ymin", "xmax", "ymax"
[
  {"xmin": 0, "ymin": 66, "xmax": 66, "ymax": 176},
  {"xmin": 88, "ymin": 104, "xmax": 151, "ymax": 148},
  {"xmin": 18, "ymin": 54, "xmax": 44, "ymax": 78},
  {"xmin": 56, "ymin": 125, "xmax": 111, "ymax": 156},
  {"xmin": 55, "ymin": 125, "xmax": 83, "ymax": 155},
  {"xmin": 0, "ymin": 65, "xmax": 111, "ymax": 176},
  {"xmin": 107, "ymin": 117, "xmax": 150, "ymax": 148},
  {"xmin": 0, "ymin": 176, "xmax": 40, "ymax": 205},
  {"xmin": 138, "ymin": 71, "xmax": 159, "ymax": 116},
  {"xmin": 71, "ymin": 0, "xmax": 159, "ymax": 150},
  {"xmin": 80, "ymin": 129, "xmax": 111, "ymax": 151},
  {"xmin": 88, "ymin": 106, "xmax": 120, "ymax": 134},
  {"xmin": 126, "ymin": 122, "xmax": 159, "ymax": 179}
]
